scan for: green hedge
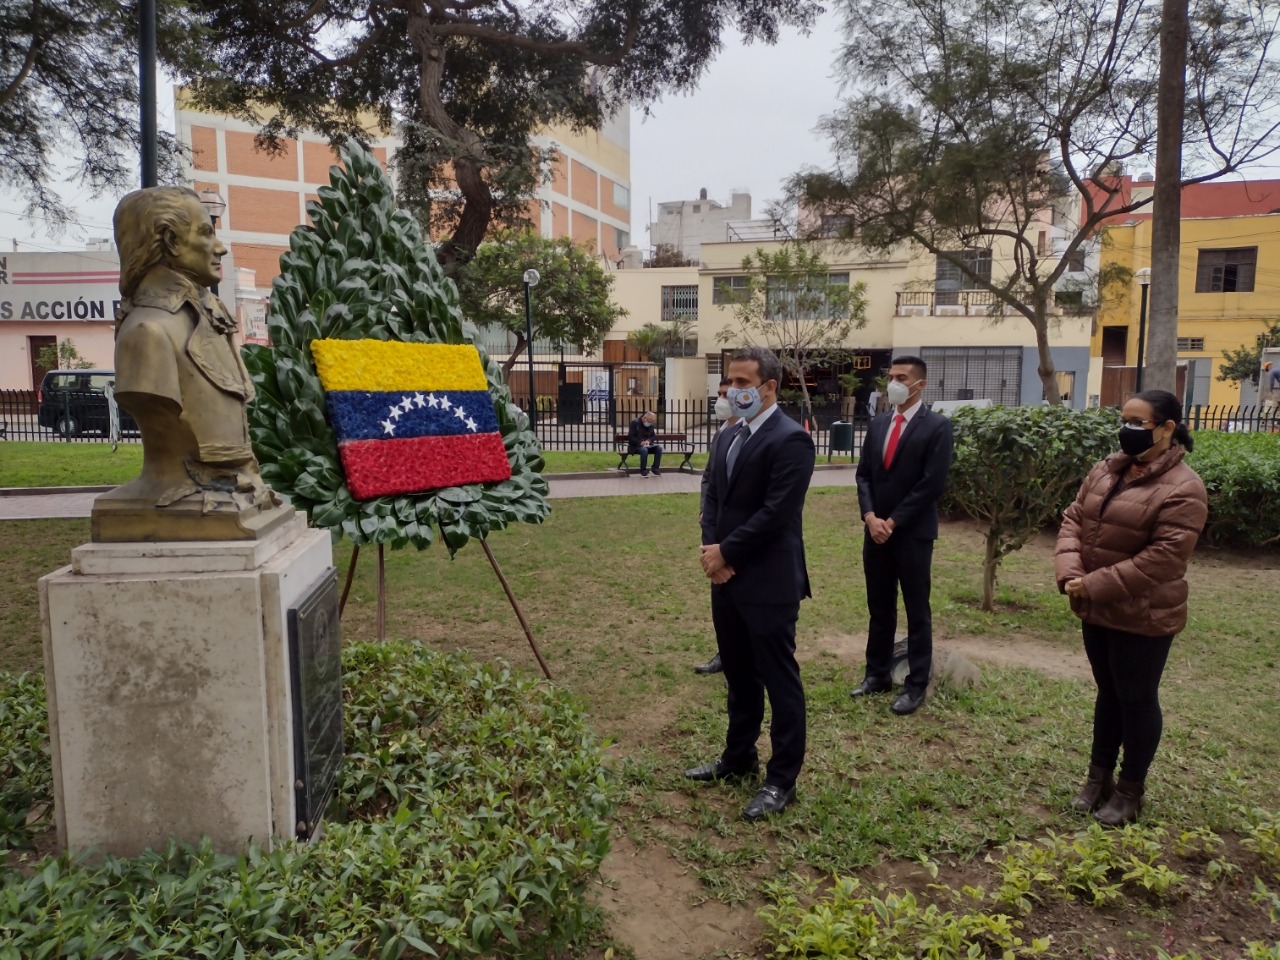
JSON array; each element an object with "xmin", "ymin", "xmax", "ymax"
[
  {"xmin": 1187, "ymin": 431, "xmax": 1280, "ymax": 548},
  {"xmin": 0, "ymin": 643, "xmax": 613, "ymax": 960}
]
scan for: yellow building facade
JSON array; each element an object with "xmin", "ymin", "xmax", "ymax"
[{"xmin": 1096, "ymin": 215, "xmax": 1280, "ymax": 406}]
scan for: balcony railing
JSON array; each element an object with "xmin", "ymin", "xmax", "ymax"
[{"xmin": 895, "ymin": 289, "xmax": 1004, "ymax": 316}]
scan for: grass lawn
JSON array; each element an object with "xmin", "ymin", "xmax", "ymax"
[
  {"xmin": 0, "ymin": 441, "xmax": 709, "ymax": 487},
  {"xmin": 2, "ymin": 491, "xmax": 1278, "ymax": 957}
]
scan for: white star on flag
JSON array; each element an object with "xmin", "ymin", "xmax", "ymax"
[
  {"xmin": 412, "ymin": 392, "xmax": 426, "ymax": 408},
  {"xmin": 388, "ymin": 405, "xmax": 403, "ymax": 421},
  {"xmin": 380, "ymin": 418, "xmax": 396, "ymax": 436},
  {"xmin": 426, "ymin": 394, "xmax": 440, "ymax": 409},
  {"xmin": 464, "ymin": 416, "xmax": 478, "ymax": 432},
  {"xmin": 439, "ymin": 395, "xmax": 452, "ymax": 411},
  {"xmin": 454, "ymin": 406, "xmax": 467, "ymax": 421},
  {"xmin": 398, "ymin": 397, "xmax": 414, "ymax": 414}
]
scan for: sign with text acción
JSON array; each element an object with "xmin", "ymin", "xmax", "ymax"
[{"xmin": 0, "ymin": 251, "xmax": 121, "ymax": 323}]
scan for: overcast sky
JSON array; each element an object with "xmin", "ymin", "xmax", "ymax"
[{"xmin": 626, "ymin": 9, "xmax": 846, "ymax": 243}]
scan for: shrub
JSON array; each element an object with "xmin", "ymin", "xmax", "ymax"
[
  {"xmin": 944, "ymin": 405, "xmax": 1118, "ymax": 610},
  {"xmin": 0, "ymin": 673, "xmax": 50, "ymax": 854},
  {"xmin": 1186, "ymin": 431, "xmax": 1280, "ymax": 548},
  {"xmin": 0, "ymin": 643, "xmax": 613, "ymax": 960},
  {"xmin": 759, "ymin": 874, "xmax": 1049, "ymax": 960}
]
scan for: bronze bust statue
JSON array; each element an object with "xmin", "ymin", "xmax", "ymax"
[{"xmin": 92, "ymin": 186, "xmax": 287, "ymax": 542}]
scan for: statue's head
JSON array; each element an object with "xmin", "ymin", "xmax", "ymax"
[{"xmin": 115, "ymin": 187, "xmax": 227, "ymax": 297}]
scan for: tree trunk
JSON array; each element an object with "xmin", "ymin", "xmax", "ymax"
[
  {"xmin": 1147, "ymin": 0, "xmax": 1189, "ymax": 396},
  {"xmin": 500, "ymin": 333, "xmax": 527, "ymax": 379},
  {"xmin": 409, "ymin": 9, "xmax": 496, "ymax": 275},
  {"xmin": 981, "ymin": 529, "xmax": 1001, "ymax": 612},
  {"xmin": 1033, "ymin": 299, "xmax": 1062, "ymax": 404}
]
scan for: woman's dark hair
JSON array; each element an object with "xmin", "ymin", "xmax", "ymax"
[{"xmin": 1133, "ymin": 389, "xmax": 1194, "ymax": 451}]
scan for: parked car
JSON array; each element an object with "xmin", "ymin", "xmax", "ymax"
[{"xmin": 37, "ymin": 369, "xmax": 138, "ymax": 438}]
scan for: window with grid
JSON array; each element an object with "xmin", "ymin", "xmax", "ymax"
[
  {"xmin": 919, "ymin": 346, "xmax": 1023, "ymax": 406},
  {"xmin": 935, "ymin": 250, "xmax": 993, "ymax": 304},
  {"xmin": 1195, "ymin": 247, "xmax": 1256, "ymax": 292},
  {"xmin": 661, "ymin": 285, "xmax": 698, "ymax": 323},
  {"xmin": 1177, "ymin": 337, "xmax": 1206, "ymax": 351},
  {"xmin": 764, "ymin": 273, "xmax": 850, "ymax": 319},
  {"xmin": 712, "ymin": 275, "xmax": 748, "ymax": 305}
]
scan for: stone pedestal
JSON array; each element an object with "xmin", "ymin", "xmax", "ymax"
[{"xmin": 39, "ymin": 512, "xmax": 335, "ymax": 857}]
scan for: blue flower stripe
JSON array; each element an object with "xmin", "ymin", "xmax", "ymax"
[{"xmin": 325, "ymin": 389, "xmax": 500, "ymax": 442}]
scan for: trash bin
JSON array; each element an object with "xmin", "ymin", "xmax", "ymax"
[{"xmin": 828, "ymin": 420, "xmax": 855, "ymax": 463}]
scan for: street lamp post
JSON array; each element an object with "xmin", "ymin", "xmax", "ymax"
[
  {"xmin": 140, "ymin": 0, "xmax": 157, "ymax": 187},
  {"xmin": 197, "ymin": 189, "xmax": 227, "ymax": 298},
  {"xmin": 522, "ymin": 268, "xmax": 540, "ymax": 433},
  {"xmin": 1135, "ymin": 267, "xmax": 1151, "ymax": 393}
]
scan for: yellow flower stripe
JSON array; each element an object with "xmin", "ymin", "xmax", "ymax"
[{"xmin": 310, "ymin": 339, "xmax": 489, "ymax": 393}]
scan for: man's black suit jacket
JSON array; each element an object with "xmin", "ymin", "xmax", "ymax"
[
  {"xmin": 700, "ymin": 408, "xmax": 815, "ymax": 605},
  {"xmin": 855, "ymin": 406, "xmax": 953, "ymax": 540}
]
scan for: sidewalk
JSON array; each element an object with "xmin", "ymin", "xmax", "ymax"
[{"xmin": 0, "ymin": 466, "xmax": 858, "ymax": 521}]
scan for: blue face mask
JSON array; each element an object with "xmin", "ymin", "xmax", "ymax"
[{"xmin": 726, "ymin": 385, "xmax": 763, "ymax": 420}]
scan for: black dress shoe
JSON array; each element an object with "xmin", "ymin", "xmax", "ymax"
[
  {"xmin": 683, "ymin": 759, "xmax": 758, "ymax": 782},
  {"xmin": 891, "ymin": 687, "xmax": 927, "ymax": 715},
  {"xmin": 849, "ymin": 676, "xmax": 893, "ymax": 699},
  {"xmin": 742, "ymin": 784, "xmax": 796, "ymax": 821},
  {"xmin": 693, "ymin": 653, "xmax": 723, "ymax": 675}
]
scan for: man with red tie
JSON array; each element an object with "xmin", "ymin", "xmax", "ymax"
[{"xmin": 850, "ymin": 356, "xmax": 953, "ymax": 715}]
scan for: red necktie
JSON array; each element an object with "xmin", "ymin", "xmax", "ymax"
[{"xmin": 883, "ymin": 414, "xmax": 906, "ymax": 468}]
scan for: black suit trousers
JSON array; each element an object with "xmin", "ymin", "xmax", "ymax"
[
  {"xmin": 711, "ymin": 590, "xmax": 806, "ymax": 791},
  {"xmin": 862, "ymin": 532, "xmax": 934, "ymax": 690}
]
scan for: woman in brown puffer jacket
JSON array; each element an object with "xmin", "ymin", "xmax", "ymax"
[{"xmin": 1054, "ymin": 389, "xmax": 1208, "ymax": 826}]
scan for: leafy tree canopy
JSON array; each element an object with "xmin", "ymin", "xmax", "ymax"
[
  {"xmin": 455, "ymin": 230, "xmax": 625, "ymax": 377},
  {"xmin": 714, "ymin": 243, "xmax": 868, "ymax": 408},
  {"xmin": 0, "ymin": 0, "xmax": 200, "ymax": 227},
  {"xmin": 175, "ymin": 0, "xmax": 822, "ymax": 269},
  {"xmin": 793, "ymin": 0, "xmax": 1280, "ymax": 403}
]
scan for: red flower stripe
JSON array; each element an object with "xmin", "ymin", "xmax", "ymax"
[{"xmin": 338, "ymin": 433, "xmax": 512, "ymax": 499}]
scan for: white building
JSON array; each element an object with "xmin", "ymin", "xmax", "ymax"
[{"xmin": 648, "ymin": 188, "xmax": 752, "ymax": 264}]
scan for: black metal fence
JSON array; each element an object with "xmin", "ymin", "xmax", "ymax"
[{"xmin": 4, "ymin": 387, "xmax": 1275, "ymax": 450}]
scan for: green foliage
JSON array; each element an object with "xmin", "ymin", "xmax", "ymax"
[
  {"xmin": 945, "ymin": 405, "xmax": 1118, "ymax": 610},
  {"xmin": 0, "ymin": 674, "xmax": 50, "ymax": 855},
  {"xmin": 759, "ymin": 875, "xmax": 1049, "ymax": 960},
  {"xmin": 0, "ymin": 0, "xmax": 197, "ymax": 226},
  {"xmin": 1186, "ymin": 432, "xmax": 1280, "ymax": 548},
  {"xmin": 178, "ymin": 0, "xmax": 820, "ymax": 264},
  {"xmin": 1239, "ymin": 806, "xmax": 1280, "ymax": 875},
  {"xmin": 33, "ymin": 338, "xmax": 94, "ymax": 372},
  {"xmin": 1217, "ymin": 320, "xmax": 1280, "ymax": 385},
  {"xmin": 455, "ymin": 231, "xmax": 626, "ymax": 376},
  {"xmin": 0, "ymin": 643, "xmax": 614, "ymax": 959},
  {"xmin": 714, "ymin": 243, "xmax": 869, "ymax": 407},
  {"xmin": 994, "ymin": 823, "xmax": 1188, "ymax": 913},
  {"xmin": 244, "ymin": 142, "xmax": 550, "ymax": 555}
]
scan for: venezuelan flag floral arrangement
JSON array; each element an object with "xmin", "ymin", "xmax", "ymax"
[{"xmin": 242, "ymin": 142, "xmax": 547, "ymax": 554}]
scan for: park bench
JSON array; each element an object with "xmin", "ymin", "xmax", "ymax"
[{"xmin": 612, "ymin": 432, "xmax": 695, "ymax": 476}]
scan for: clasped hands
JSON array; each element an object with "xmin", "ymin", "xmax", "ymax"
[
  {"xmin": 863, "ymin": 513, "xmax": 896, "ymax": 544},
  {"xmin": 700, "ymin": 544, "xmax": 735, "ymax": 584},
  {"xmin": 1064, "ymin": 578, "xmax": 1089, "ymax": 598}
]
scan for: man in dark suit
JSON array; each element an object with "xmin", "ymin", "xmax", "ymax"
[
  {"xmin": 694, "ymin": 377, "xmax": 737, "ymax": 676},
  {"xmin": 687, "ymin": 347, "xmax": 815, "ymax": 821},
  {"xmin": 627, "ymin": 410, "xmax": 663, "ymax": 476},
  {"xmin": 851, "ymin": 355, "xmax": 953, "ymax": 716}
]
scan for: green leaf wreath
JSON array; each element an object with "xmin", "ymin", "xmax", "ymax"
[{"xmin": 243, "ymin": 142, "xmax": 549, "ymax": 554}]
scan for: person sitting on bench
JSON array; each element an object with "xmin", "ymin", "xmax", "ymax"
[{"xmin": 628, "ymin": 410, "xmax": 664, "ymax": 477}]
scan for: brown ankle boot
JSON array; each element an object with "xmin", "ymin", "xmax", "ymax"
[
  {"xmin": 1070, "ymin": 764, "xmax": 1115, "ymax": 813},
  {"xmin": 1095, "ymin": 778, "xmax": 1144, "ymax": 826}
]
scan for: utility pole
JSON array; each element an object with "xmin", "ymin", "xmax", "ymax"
[
  {"xmin": 1146, "ymin": 0, "xmax": 1189, "ymax": 396},
  {"xmin": 140, "ymin": 0, "xmax": 158, "ymax": 187}
]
